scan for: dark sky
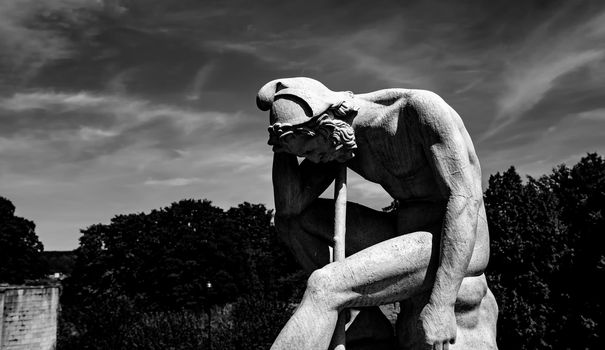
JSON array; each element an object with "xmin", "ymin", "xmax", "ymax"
[{"xmin": 1, "ymin": 0, "xmax": 604, "ymax": 250}]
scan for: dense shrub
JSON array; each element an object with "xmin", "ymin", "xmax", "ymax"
[
  {"xmin": 58, "ymin": 293, "xmax": 294, "ymax": 350},
  {"xmin": 229, "ymin": 295, "xmax": 296, "ymax": 350},
  {"xmin": 123, "ymin": 310, "xmax": 209, "ymax": 350}
]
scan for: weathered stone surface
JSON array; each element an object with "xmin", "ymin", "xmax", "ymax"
[
  {"xmin": 0, "ymin": 285, "xmax": 60, "ymax": 350},
  {"xmin": 258, "ymin": 77, "xmax": 498, "ymax": 350}
]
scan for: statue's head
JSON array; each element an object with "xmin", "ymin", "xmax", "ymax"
[{"xmin": 256, "ymin": 77, "xmax": 358, "ymax": 163}]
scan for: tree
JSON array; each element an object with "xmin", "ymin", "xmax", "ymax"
[
  {"xmin": 42, "ymin": 251, "xmax": 77, "ymax": 275},
  {"xmin": 66, "ymin": 199, "xmax": 226, "ymax": 310},
  {"xmin": 485, "ymin": 168, "xmax": 568, "ymax": 349},
  {"xmin": 64, "ymin": 199, "xmax": 303, "ymax": 311},
  {"xmin": 59, "ymin": 199, "xmax": 305, "ymax": 350},
  {"xmin": 485, "ymin": 154, "xmax": 604, "ymax": 350},
  {"xmin": 222, "ymin": 202, "xmax": 304, "ymax": 301},
  {"xmin": 547, "ymin": 153, "xmax": 604, "ymax": 349},
  {"xmin": 0, "ymin": 196, "xmax": 46, "ymax": 284}
]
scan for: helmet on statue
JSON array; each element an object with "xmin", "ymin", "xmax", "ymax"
[{"xmin": 256, "ymin": 77, "xmax": 356, "ymax": 126}]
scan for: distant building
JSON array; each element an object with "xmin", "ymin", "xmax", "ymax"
[{"xmin": 48, "ymin": 273, "xmax": 66, "ymax": 281}]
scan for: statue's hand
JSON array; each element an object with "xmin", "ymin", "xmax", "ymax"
[{"xmin": 418, "ymin": 302, "xmax": 457, "ymax": 350}]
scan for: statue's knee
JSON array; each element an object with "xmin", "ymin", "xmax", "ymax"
[{"xmin": 306, "ymin": 267, "xmax": 339, "ymax": 308}]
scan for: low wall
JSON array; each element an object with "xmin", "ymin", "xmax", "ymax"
[{"xmin": 0, "ymin": 285, "xmax": 60, "ymax": 350}]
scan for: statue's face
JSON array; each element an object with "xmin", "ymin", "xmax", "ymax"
[
  {"xmin": 279, "ymin": 132, "xmax": 338, "ymax": 163},
  {"xmin": 268, "ymin": 97, "xmax": 356, "ymax": 163}
]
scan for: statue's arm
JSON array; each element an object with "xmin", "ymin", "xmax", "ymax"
[
  {"xmin": 272, "ymin": 152, "xmax": 338, "ymax": 217},
  {"xmin": 411, "ymin": 92, "xmax": 482, "ymax": 309}
]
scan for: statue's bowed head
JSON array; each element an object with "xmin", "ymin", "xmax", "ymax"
[{"xmin": 257, "ymin": 77, "xmax": 359, "ymax": 163}]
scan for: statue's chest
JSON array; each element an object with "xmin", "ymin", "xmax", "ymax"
[
  {"xmin": 350, "ymin": 130, "xmax": 437, "ymax": 199},
  {"xmin": 353, "ymin": 126, "xmax": 423, "ymax": 174}
]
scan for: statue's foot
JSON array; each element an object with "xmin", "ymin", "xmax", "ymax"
[{"xmin": 345, "ymin": 306, "xmax": 398, "ymax": 350}]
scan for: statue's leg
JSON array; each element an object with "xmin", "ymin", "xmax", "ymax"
[
  {"xmin": 275, "ymin": 198, "xmax": 399, "ymax": 348},
  {"xmin": 270, "ymin": 211, "xmax": 489, "ymax": 350},
  {"xmin": 270, "ymin": 229, "xmax": 438, "ymax": 350},
  {"xmin": 395, "ymin": 275, "xmax": 498, "ymax": 350}
]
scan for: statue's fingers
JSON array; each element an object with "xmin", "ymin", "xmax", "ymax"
[
  {"xmin": 433, "ymin": 342, "xmax": 443, "ymax": 350},
  {"xmin": 443, "ymin": 341, "xmax": 450, "ymax": 350}
]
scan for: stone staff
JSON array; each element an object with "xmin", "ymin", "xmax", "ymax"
[{"xmin": 330, "ymin": 164, "xmax": 347, "ymax": 350}]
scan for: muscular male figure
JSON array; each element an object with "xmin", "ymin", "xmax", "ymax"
[{"xmin": 257, "ymin": 77, "xmax": 498, "ymax": 350}]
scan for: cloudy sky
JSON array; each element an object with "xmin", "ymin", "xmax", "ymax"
[{"xmin": 1, "ymin": 0, "xmax": 604, "ymax": 250}]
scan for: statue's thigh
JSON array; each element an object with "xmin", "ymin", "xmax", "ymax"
[{"xmin": 395, "ymin": 275, "xmax": 499, "ymax": 350}]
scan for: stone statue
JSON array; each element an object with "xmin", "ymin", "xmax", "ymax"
[{"xmin": 256, "ymin": 77, "xmax": 498, "ymax": 350}]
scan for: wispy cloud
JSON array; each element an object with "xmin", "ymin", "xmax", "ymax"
[
  {"xmin": 0, "ymin": 91, "xmax": 242, "ymax": 168},
  {"xmin": 480, "ymin": 7, "xmax": 605, "ymax": 141},
  {"xmin": 482, "ymin": 49, "xmax": 604, "ymax": 141},
  {"xmin": 576, "ymin": 108, "xmax": 605, "ymax": 121},
  {"xmin": 0, "ymin": 0, "xmax": 121, "ymax": 84},
  {"xmin": 143, "ymin": 177, "xmax": 210, "ymax": 187},
  {"xmin": 480, "ymin": 111, "xmax": 605, "ymax": 182},
  {"xmin": 0, "ymin": 91, "xmax": 237, "ymax": 128},
  {"xmin": 186, "ymin": 62, "xmax": 217, "ymax": 101},
  {"xmin": 202, "ymin": 17, "xmax": 438, "ymax": 88}
]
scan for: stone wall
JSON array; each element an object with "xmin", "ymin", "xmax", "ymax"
[{"xmin": 0, "ymin": 285, "xmax": 60, "ymax": 350}]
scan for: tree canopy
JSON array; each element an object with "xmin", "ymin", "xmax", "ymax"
[
  {"xmin": 0, "ymin": 196, "xmax": 46, "ymax": 284},
  {"xmin": 485, "ymin": 153, "xmax": 604, "ymax": 350},
  {"xmin": 64, "ymin": 199, "xmax": 302, "ymax": 311}
]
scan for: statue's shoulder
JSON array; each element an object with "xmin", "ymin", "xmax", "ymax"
[
  {"xmin": 405, "ymin": 90, "xmax": 465, "ymax": 136},
  {"xmin": 406, "ymin": 89, "xmax": 448, "ymax": 108},
  {"xmin": 355, "ymin": 88, "xmax": 455, "ymax": 136},
  {"xmin": 357, "ymin": 88, "xmax": 446, "ymax": 108},
  {"xmin": 356, "ymin": 88, "xmax": 413, "ymax": 106}
]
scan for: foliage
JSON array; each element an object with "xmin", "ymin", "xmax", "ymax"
[
  {"xmin": 548, "ymin": 153, "xmax": 604, "ymax": 349},
  {"xmin": 228, "ymin": 295, "xmax": 296, "ymax": 350},
  {"xmin": 57, "ymin": 294, "xmax": 138, "ymax": 350},
  {"xmin": 0, "ymin": 196, "xmax": 46, "ymax": 284},
  {"xmin": 42, "ymin": 251, "xmax": 77, "ymax": 275},
  {"xmin": 59, "ymin": 199, "xmax": 304, "ymax": 349},
  {"xmin": 485, "ymin": 153, "xmax": 604, "ymax": 350},
  {"xmin": 65, "ymin": 200, "xmax": 300, "ymax": 309},
  {"xmin": 119, "ymin": 310, "xmax": 208, "ymax": 350},
  {"xmin": 58, "ymin": 293, "xmax": 294, "ymax": 350}
]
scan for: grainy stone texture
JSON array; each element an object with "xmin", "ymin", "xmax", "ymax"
[
  {"xmin": 0, "ymin": 286, "xmax": 59, "ymax": 350},
  {"xmin": 257, "ymin": 77, "xmax": 498, "ymax": 350}
]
